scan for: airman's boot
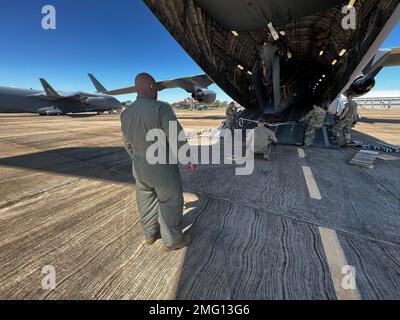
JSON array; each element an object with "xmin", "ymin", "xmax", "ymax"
[
  {"xmin": 164, "ymin": 234, "xmax": 191, "ymax": 251},
  {"xmin": 144, "ymin": 231, "xmax": 161, "ymax": 246}
]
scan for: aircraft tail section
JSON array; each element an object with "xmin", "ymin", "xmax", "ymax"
[
  {"xmin": 39, "ymin": 78, "xmax": 61, "ymax": 98},
  {"xmin": 88, "ymin": 73, "xmax": 107, "ymax": 93}
]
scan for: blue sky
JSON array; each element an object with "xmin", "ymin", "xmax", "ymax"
[
  {"xmin": 373, "ymin": 21, "xmax": 400, "ymax": 96},
  {"xmin": 0, "ymin": 0, "xmax": 399, "ymax": 102}
]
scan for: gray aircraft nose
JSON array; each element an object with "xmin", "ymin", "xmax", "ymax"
[
  {"xmin": 113, "ymin": 98, "xmax": 122, "ymax": 108},
  {"xmin": 108, "ymin": 97, "xmax": 121, "ymax": 108}
]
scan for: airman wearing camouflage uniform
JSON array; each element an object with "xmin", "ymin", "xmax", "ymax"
[
  {"xmin": 225, "ymin": 102, "xmax": 238, "ymax": 130},
  {"xmin": 333, "ymin": 95, "xmax": 358, "ymax": 146},
  {"xmin": 246, "ymin": 118, "xmax": 278, "ymax": 160},
  {"xmin": 299, "ymin": 104, "xmax": 327, "ymax": 147},
  {"xmin": 120, "ymin": 73, "xmax": 196, "ymax": 251}
]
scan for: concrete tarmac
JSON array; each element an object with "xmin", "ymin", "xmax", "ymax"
[{"xmin": 0, "ymin": 112, "xmax": 399, "ymax": 299}]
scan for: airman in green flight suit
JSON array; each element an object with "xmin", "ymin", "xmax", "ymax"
[{"xmin": 121, "ymin": 73, "xmax": 196, "ymax": 251}]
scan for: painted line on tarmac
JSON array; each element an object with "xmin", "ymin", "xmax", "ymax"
[
  {"xmin": 302, "ymin": 166, "xmax": 321, "ymax": 200},
  {"xmin": 297, "ymin": 148, "xmax": 306, "ymax": 158},
  {"xmin": 319, "ymin": 227, "xmax": 361, "ymax": 300}
]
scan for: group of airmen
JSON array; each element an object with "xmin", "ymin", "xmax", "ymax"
[
  {"xmin": 226, "ymin": 102, "xmax": 279, "ymax": 161},
  {"xmin": 121, "ymin": 73, "xmax": 359, "ymax": 251},
  {"xmin": 302, "ymin": 94, "xmax": 359, "ymax": 147},
  {"xmin": 226, "ymin": 93, "xmax": 359, "ymax": 161},
  {"xmin": 300, "ymin": 94, "xmax": 359, "ymax": 148}
]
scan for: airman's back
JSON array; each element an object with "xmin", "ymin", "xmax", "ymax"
[{"xmin": 121, "ymin": 96, "xmax": 165, "ymax": 155}]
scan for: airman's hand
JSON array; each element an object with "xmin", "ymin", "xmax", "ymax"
[{"xmin": 188, "ymin": 163, "xmax": 196, "ymax": 173}]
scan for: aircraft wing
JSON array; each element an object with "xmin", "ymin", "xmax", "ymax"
[
  {"xmin": 380, "ymin": 47, "xmax": 400, "ymax": 67},
  {"xmin": 329, "ymin": 48, "xmax": 400, "ymax": 114},
  {"xmin": 105, "ymin": 74, "xmax": 214, "ymax": 96},
  {"xmin": 363, "ymin": 48, "xmax": 400, "ymax": 78}
]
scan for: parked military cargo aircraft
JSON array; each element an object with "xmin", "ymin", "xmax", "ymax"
[{"xmin": 0, "ymin": 73, "xmax": 216, "ymax": 115}]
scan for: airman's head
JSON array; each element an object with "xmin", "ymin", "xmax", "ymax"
[
  {"xmin": 346, "ymin": 93, "xmax": 354, "ymax": 101},
  {"xmin": 135, "ymin": 73, "xmax": 158, "ymax": 100},
  {"xmin": 229, "ymin": 102, "xmax": 236, "ymax": 111},
  {"xmin": 258, "ymin": 117, "xmax": 266, "ymax": 128}
]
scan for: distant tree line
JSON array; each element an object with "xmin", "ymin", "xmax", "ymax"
[
  {"xmin": 121, "ymin": 101, "xmax": 133, "ymax": 107},
  {"xmin": 171, "ymin": 99, "xmax": 229, "ymax": 109},
  {"xmin": 121, "ymin": 99, "xmax": 229, "ymax": 109}
]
